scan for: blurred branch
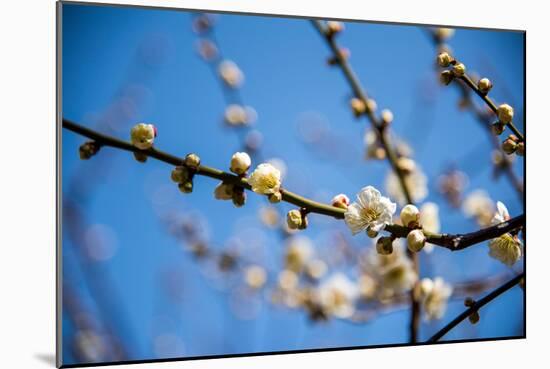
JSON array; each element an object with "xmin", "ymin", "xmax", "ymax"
[
  {"xmin": 311, "ymin": 19, "xmax": 422, "ymax": 343},
  {"xmin": 427, "ymin": 273, "xmax": 524, "ymax": 342}
]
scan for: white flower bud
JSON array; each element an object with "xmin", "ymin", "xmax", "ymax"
[
  {"xmin": 452, "ymin": 63, "xmax": 466, "ymax": 77},
  {"xmin": 184, "ymin": 153, "xmax": 201, "ymax": 170},
  {"xmin": 436, "ymin": 52, "xmax": 453, "ymax": 67},
  {"xmin": 477, "ymin": 78, "xmax": 493, "ymax": 94},
  {"xmin": 248, "ymin": 163, "xmax": 282, "ymax": 195},
  {"xmin": 497, "ymin": 104, "xmax": 514, "ymax": 124},
  {"xmin": 130, "ymin": 123, "xmax": 157, "ymax": 150},
  {"xmin": 268, "ymin": 191, "xmax": 282, "ymax": 203},
  {"xmin": 218, "ymin": 60, "xmax": 244, "ymax": 88},
  {"xmin": 326, "ymin": 21, "xmax": 345, "ymax": 36},
  {"xmin": 376, "ymin": 237, "xmax": 394, "ymax": 255},
  {"xmin": 502, "ymin": 135, "xmax": 518, "ymax": 155},
  {"xmin": 287, "ymin": 209, "xmax": 303, "ymax": 230},
  {"xmin": 407, "ymin": 229, "xmax": 426, "ymax": 252},
  {"xmin": 331, "ymin": 194, "xmax": 350, "ymax": 209},
  {"xmin": 366, "ymin": 99, "xmax": 377, "ymax": 113},
  {"xmin": 350, "ymin": 98, "xmax": 366, "ymax": 117},
  {"xmin": 381, "ymin": 109, "xmax": 394, "ymax": 126},
  {"xmin": 230, "ymin": 152, "xmax": 251, "ymax": 175},
  {"xmin": 400, "ymin": 204, "xmax": 420, "ymax": 228}
]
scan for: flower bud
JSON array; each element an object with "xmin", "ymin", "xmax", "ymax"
[
  {"xmin": 400, "ymin": 204, "xmax": 420, "ymax": 228},
  {"xmin": 268, "ymin": 191, "xmax": 282, "ymax": 203},
  {"xmin": 452, "ymin": 63, "xmax": 466, "ymax": 77},
  {"xmin": 350, "ymin": 98, "xmax": 366, "ymax": 117},
  {"xmin": 366, "ymin": 228, "xmax": 379, "ymax": 239},
  {"xmin": 214, "ymin": 182, "xmax": 234, "ymax": 200},
  {"xmin": 396, "ymin": 157, "xmax": 416, "ymax": 174},
  {"xmin": 331, "ymin": 194, "xmax": 350, "ymax": 209},
  {"xmin": 497, "ymin": 104, "xmax": 514, "ymax": 124},
  {"xmin": 232, "ymin": 188, "xmax": 246, "ymax": 207},
  {"xmin": 184, "ymin": 153, "xmax": 201, "ymax": 170},
  {"xmin": 287, "ymin": 209, "xmax": 303, "ymax": 230},
  {"xmin": 468, "ymin": 311, "xmax": 480, "ymax": 324},
  {"xmin": 439, "ymin": 70, "xmax": 454, "ymax": 85},
  {"xmin": 230, "ymin": 152, "xmax": 252, "ymax": 175},
  {"xmin": 79, "ymin": 141, "xmax": 100, "ymax": 160},
  {"xmin": 491, "ymin": 121, "xmax": 505, "ymax": 136},
  {"xmin": 130, "ymin": 123, "xmax": 157, "ymax": 150},
  {"xmin": 516, "ymin": 142, "xmax": 524, "ymax": 156},
  {"xmin": 407, "ymin": 229, "xmax": 426, "ymax": 252},
  {"xmin": 502, "ymin": 135, "xmax": 518, "ymax": 155},
  {"xmin": 178, "ymin": 181, "xmax": 193, "ymax": 193},
  {"xmin": 435, "ymin": 28, "xmax": 455, "ymax": 41},
  {"xmin": 464, "ymin": 297, "xmax": 475, "ymax": 307},
  {"xmin": 327, "ymin": 48, "xmax": 350, "ymax": 65},
  {"xmin": 477, "ymin": 78, "xmax": 493, "ymax": 94},
  {"xmin": 171, "ymin": 166, "xmax": 189, "ymax": 183},
  {"xmin": 376, "ymin": 237, "xmax": 394, "ymax": 255},
  {"xmin": 326, "ymin": 21, "xmax": 344, "ymax": 37},
  {"xmin": 133, "ymin": 151, "xmax": 148, "ymax": 163},
  {"xmin": 436, "ymin": 52, "xmax": 453, "ymax": 67},
  {"xmin": 380, "ymin": 109, "xmax": 394, "ymax": 126},
  {"xmin": 366, "ymin": 99, "xmax": 378, "ymax": 113}
]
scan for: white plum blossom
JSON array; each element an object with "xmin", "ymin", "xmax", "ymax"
[
  {"xmin": 317, "ymin": 273, "xmax": 359, "ymax": 318},
  {"xmin": 462, "ymin": 189, "xmax": 495, "ymax": 226},
  {"xmin": 248, "ymin": 163, "xmax": 281, "ymax": 195},
  {"xmin": 130, "ymin": 123, "xmax": 157, "ymax": 150},
  {"xmin": 419, "ymin": 202, "xmax": 440, "ymax": 253},
  {"xmin": 419, "ymin": 277, "xmax": 453, "ymax": 321},
  {"xmin": 488, "ymin": 201, "xmax": 522, "ymax": 266},
  {"xmin": 344, "ymin": 186, "xmax": 396, "ymax": 235},
  {"xmin": 284, "ymin": 235, "xmax": 313, "ymax": 272},
  {"xmin": 363, "ymin": 241, "xmax": 418, "ymax": 298},
  {"xmin": 385, "ymin": 166, "xmax": 428, "ymax": 205}
]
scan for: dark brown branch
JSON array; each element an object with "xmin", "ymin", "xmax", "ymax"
[
  {"xmin": 427, "ymin": 273, "xmax": 524, "ymax": 342},
  {"xmin": 385, "ymin": 214, "xmax": 524, "ymax": 250}
]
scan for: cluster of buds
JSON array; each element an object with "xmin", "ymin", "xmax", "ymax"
[
  {"xmin": 327, "ymin": 47, "xmax": 350, "ymax": 66},
  {"xmin": 350, "ymin": 97, "xmax": 377, "ymax": 118},
  {"xmin": 501, "ymin": 134, "xmax": 523, "ymax": 156},
  {"xmin": 79, "ymin": 141, "xmax": 100, "ymax": 160},
  {"xmin": 286, "ymin": 208, "xmax": 309, "ymax": 230},
  {"xmin": 214, "ymin": 152, "xmax": 251, "ymax": 207},
  {"xmin": 399, "ymin": 204, "xmax": 427, "ymax": 252},
  {"xmin": 171, "ymin": 153, "xmax": 200, "ymax": 194},
  {"xmin": 437, "ymin": 52, "xmax": 466, "ymax": 85},
  {"xmin": 464, "ymin": 297, "xmax": 480, "ymax": 324}
]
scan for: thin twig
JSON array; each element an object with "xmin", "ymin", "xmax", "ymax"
[{"xmin": 427, "ymin": 273, "xmax": 524, "ymax": 342}]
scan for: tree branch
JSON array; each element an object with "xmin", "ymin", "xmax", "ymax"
[
  {"xmin": 63, "ymin": 118, "xmax": 525, "ymax": 251},
  {"xmin": 427, "ymin": 273, "xmax": 524, "ymax": 342}
]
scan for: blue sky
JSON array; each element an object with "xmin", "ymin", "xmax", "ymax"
[{"xmin": 61, "ymin": 3, "xmax": 524, "ymax": 365}]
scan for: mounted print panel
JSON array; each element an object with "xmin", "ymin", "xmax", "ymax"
[{"xmin": 57, "ymin": 1, "xmax": 525, "ymax": 367}]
